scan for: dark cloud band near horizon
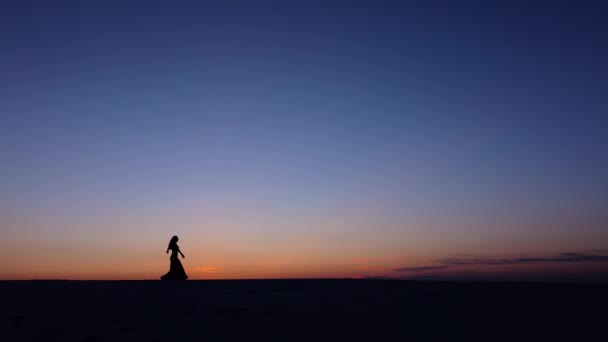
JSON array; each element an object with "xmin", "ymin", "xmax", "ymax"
[
  {"xmin": 393, "ymin": 266, "xmax": 451, "ymax": 272},
  {"xmin": 394, "ymin": 251, "xmax": 608, "ymax": 273}
]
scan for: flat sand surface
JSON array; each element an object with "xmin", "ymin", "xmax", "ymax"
[{"xmin": 1, "ymin": 279, "xmax": 604, "ymax": 341}]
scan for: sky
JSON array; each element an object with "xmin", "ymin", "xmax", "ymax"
[{"xmin": 1, "ymin": 0, "xmax": 607, "ymax": 281}]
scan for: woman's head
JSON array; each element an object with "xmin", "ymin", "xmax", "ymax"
[{"xmin": 168, "ymin": 235, "xmax": 179, "ymax": 249}]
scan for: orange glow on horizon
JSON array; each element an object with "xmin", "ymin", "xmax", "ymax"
[
  {"xmin": 198, "ymin": 267, "xmax": 222, "ymax": 273},
  {"xmin": 2, "ymin": 213, "xmax": 607, "ymax": 281}
]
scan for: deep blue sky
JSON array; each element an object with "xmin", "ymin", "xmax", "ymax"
[{"xmin": 1, "ymin": 1, "xmax": 607, "ymax": 279}]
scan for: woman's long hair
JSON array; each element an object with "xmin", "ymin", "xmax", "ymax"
[{"xmin": 167, "ymin": 235, "xmax": 179, "ymax": 253}]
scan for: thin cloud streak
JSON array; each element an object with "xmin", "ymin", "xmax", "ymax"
[
  {"xmin": 437, "ymin": 252, "xmax": 608, "ymax": 266},
  {"xmin": 394, "ymin": 266, "xmax": 450, "ymax": 272},
  {"xmin": 393, "ymin": 251, "xmax": 608, "ymax": 274}
]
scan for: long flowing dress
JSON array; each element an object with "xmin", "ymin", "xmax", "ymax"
[{"xmin": 161, "ymin": 245, "xmax": 188, "ymax": 280}]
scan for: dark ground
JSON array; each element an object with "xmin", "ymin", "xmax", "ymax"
[{"xmin": 1, "ymin": 279, "xmax": 605, "ymax": 341}]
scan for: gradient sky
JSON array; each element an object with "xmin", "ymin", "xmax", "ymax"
[{"xmin": 1, "ymin": 1, "xmax": 607, "ymax": 280}]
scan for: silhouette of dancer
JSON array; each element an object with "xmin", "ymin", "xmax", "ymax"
[{"xmin": 161, "ymin": 235, "xmax": 188, "ymax": 280}]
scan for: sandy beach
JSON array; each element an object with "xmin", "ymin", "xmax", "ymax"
[{"xmin": 2, "ymin": 279, "xmax": 604, "ymax": 341}]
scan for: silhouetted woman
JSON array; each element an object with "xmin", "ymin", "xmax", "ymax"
[{"xmin": 161, "ymin": 235, "xmax": 188, "ymax": 280}]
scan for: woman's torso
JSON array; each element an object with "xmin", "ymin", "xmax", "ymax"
[{"xmin": 170, "ymin": 245, "xmax": 179, "ymax": 259}]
